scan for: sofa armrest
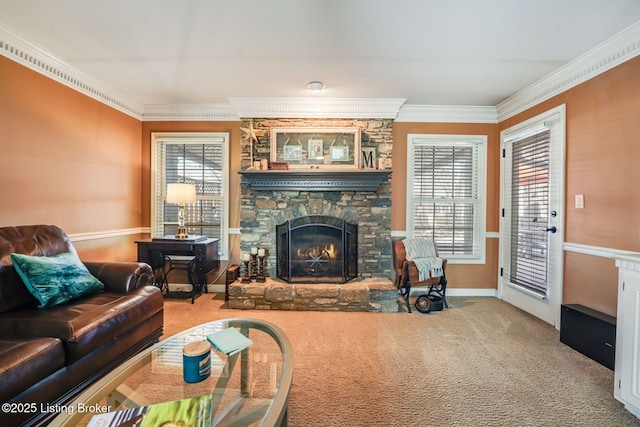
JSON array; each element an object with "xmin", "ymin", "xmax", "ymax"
[{"xmin": 84, "ymin": 261, "xmax": 154, "ymax": 293}]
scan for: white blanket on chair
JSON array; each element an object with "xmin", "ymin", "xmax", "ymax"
[{"xmin": 402, "ymin": 238, "xmax": 443, "ymax": 281}]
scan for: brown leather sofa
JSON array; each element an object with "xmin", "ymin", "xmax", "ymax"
[{"xmin": 0, "ymin": 225, "xmax": 163, "ymax": 426}]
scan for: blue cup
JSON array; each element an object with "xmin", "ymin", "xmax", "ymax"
[{"xmin": 183, "ymin": 341, "xmax": 211, "ymax": 383}]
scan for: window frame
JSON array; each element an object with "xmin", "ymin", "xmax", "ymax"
[
  {"xmin": 406, "ymin": 134, "xmax": 487, "ymax": 264},
  {"xmin": 151, "ymin": 132, "xmax": 230, "ymax": 260}
]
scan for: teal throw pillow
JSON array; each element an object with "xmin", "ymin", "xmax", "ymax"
[{"xmin": 10, "ymin": 252, "xmax": 105, "ymax": 308}]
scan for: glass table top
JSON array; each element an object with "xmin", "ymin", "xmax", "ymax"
[{"xmin": 50, "ymin": 318, "xmax": 293, "ymax": 427}]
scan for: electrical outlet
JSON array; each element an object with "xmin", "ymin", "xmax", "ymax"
[{"xmin": 575, "ymin": 194, "xmax": 584, "ymax": 209}]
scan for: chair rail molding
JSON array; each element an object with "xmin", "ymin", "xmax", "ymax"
[
  {"xmin": 563, "ymin": 242, "xmax": 640, "ymax": 259},
  {"xmin": 68, "ymin": 227, "xmax": 151, "ymax": 242}
]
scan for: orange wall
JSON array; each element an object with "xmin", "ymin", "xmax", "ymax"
[
  {"xmin": 499, "ymin": 56, "xmax": 640, "ymax": 316},
  {"xmin": 3, "ymin": 51, "xmax": 639, "ymax": 308},
  {"xmin": 391, "ymin": 122, "xmax": 500, "ymax": 289},
  {"xmin": 0, "ymin": 57, "xmax": 143, "ymax": 261}
]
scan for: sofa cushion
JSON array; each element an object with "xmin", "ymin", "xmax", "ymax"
[
  {"xmin": 0, "ymin": 286, "xmax": 163, "ymax": 364},
  {"xmin": 0, "ymin": 225, "xmax": 76, "ymax": 313},
  {"xmin": 0, "ymin": 337, "xmax": 65, "ymax": 402},
  {"xmin": 10, "ymin": 252, "xmax": 104, "ymax": 308}
]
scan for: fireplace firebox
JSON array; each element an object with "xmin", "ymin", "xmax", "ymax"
[{"xmin": 276, "ymin": 215, "xmax": 358, "ymax": 284}]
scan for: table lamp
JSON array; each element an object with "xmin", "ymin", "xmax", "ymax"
[{"xmin": 166, "ymin": 183, "xmax": 196, "ymax": 239}]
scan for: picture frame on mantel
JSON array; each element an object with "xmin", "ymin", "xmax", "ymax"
[{"xmin": 270, "ymin": 127, "xmax": 361, "ymax": 170}]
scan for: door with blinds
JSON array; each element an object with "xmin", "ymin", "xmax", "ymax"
[{"xmin": 499, "ymin": 106, "xmax": 565, "ymax": 327}]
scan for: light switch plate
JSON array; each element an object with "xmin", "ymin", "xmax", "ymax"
[{"xmin": 575, "ymin": 194, "xmax": 584, "ymax": 209}]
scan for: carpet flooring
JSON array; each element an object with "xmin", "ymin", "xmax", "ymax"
[{"xmin": 162, "ymin": 293, "xmax": 640, "ymax": 427}]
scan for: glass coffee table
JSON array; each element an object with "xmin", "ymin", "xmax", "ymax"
[{"xmin": 51, "ymin": 318, "xmax": 293, "ymax": 427}]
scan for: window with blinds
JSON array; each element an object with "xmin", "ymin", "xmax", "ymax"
[
  {"xmin": 508, "ymin": 129, "xmax": 550, "ymax": 296},
  {"xmin": 152, "ymin": 133, "xmax": 229, "ymax": 259},
  {"xmin": 406, "ymin": 135, "xmax": 487, "ymax": 262}
]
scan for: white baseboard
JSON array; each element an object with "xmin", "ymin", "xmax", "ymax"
[
  {"xmin": 167, "ymin": 283, "xmax": 225, "ymax": 294},
  {"xmin": 410, "ymin": 288, "xmax": 497, "ymax": 297},
  {"xmin": 208, "ymin": 284, "xmax": 226, "ymax": 293}
]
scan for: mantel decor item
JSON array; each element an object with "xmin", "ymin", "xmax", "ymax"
[
  {"xmin": 270, "ymin": 127, "xmax": 361, "ymax": 170},
  {"xmin": 166, "ymin": 182, "xmax": 196, "ymax": 239}
]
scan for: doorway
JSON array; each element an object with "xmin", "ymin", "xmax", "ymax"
[{"xmin": 499, "ymin": 105, "xmax": 566, "ymax": 327}]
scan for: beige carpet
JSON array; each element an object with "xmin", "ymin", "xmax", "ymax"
[{"xmin": 162, "ymin": 293, "xmax": 640, "ymax": 427}]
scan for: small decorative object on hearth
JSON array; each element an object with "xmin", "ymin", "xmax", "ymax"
[
  {"xmin": 241, "ymin": 252, "xmax": 252, "ymax": 284},
  {"xmin": 256, "ymin": 248, "xmax": 266, "ymax": 283},
  {"xmin": 270, "ymin": 161, "xmax": 289, "ymax": 170}
]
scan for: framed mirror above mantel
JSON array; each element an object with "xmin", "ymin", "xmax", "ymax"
[{"xmin": 238, "ymin": 170, "xmax": 391, "ymax": 192}]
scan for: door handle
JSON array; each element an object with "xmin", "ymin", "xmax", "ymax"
[{"xmin": 538, "ymin": 226, "xmax": 557, "ymax": 233}]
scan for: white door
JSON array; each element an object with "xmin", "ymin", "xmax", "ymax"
[{"xmin": 499, "ymin": 105, "xmax": 565, "ymax": 327}]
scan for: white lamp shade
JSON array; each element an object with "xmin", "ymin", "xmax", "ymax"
[{"xmin": 166, "ymin": 183, "xmax": 196, "ymax": 204}]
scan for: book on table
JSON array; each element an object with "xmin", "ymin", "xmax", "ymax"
[
  {"xmin": 206, "ymin": 327, "xmax": 253, "ymax": 355},
  {"xmin": 87, "ymin": 394, "xmax": 212, "ymax": 427}
]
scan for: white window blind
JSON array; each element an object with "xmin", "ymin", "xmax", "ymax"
[
  {"xmin": 407, "ymin": 135, "xmax": 487, "ymax": 263},
  {"xmin": 152, "ymin": 133, "xmax": 229, "ymax": 259},
  {"xmin": 508, "ymin": 129, "xmax": 551, "ymax": 296}
]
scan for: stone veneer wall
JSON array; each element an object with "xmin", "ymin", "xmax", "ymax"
[{"xmin": 240, "ymin": 118, "xmax": 393, "ymax": 280}]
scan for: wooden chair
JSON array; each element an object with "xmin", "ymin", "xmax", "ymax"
[{"xmin": 393, "ymin": 240, "xmax": 448, "ymax": 313}]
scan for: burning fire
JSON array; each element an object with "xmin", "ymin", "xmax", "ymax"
[{"xmin": 297, "ymin": 243, "xmax": 338, "ymax": 260}]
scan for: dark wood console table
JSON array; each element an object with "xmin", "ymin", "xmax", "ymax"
[{"xmin": 135, "ymin": 237, "xmax": 219, "ymax": 303}]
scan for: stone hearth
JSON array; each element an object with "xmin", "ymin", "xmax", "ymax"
[{"xmin": 227, "ymin": 278, "xmax": 399, "ymax": 312}]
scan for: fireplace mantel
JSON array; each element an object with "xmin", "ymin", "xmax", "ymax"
[{"xmin": 238, "ymin": 170, "xmax": 391, "ymax": 191}]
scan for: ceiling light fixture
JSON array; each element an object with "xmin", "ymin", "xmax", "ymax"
[{"xmin": 306, "ymin": 81, "xmax": 326, "ymax": 91}]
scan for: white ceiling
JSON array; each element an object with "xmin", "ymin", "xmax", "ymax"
[{"xmin": 1, "ymin": 0, "xmax": 640, "ymax": 108}]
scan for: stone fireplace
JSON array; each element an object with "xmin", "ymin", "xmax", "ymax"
[{"xmin": 231, "ymin": 118, "xmax": 398, "ymax": 311}]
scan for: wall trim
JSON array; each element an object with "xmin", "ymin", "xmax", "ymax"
[
  {"xmin": 228, "ymin": 97, "xmax": 406, "ymax": 119},
  {"xmin": 497, "ymin": 21, "xmax": 640, "ymax": 121},
  {"xmin": 392, "ymin": 230, "xmax": 500, "ymax": 239},
  {"xmin": 68, "ymin": 227, "xmax": 150, "ymax": 242},
  {"xmin": 142, "ymin": 104, "xmax": 240, "ymax": 121},
  {"xmin": 395, "ymin": 105, "xmax": 498, "ymax": 123},
  {"xmin": 563, "ymin": 242, "xmax": 640, "ymax": 259},
  {"xmin": 391, "ymin": 230, "xmax": 406, "ymax": 238},
  {"xmin": 0, "ymin": 23, "xmax": 144, "ymax": 119}
]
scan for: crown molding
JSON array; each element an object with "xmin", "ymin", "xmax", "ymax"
[
  {"xmin": 497, "ymin": 21, "xmax": 640, "ymax": 121},
  {"xmin": 3, "ymin": 20, "xmax": 639, "ymax": 124},
  {"xmin": 395, "ymin": 104, "xmax": 498, "ymax": 123},
  {"xmin": 0, "ymin": 23, "xmax": 144, "ymax": 119},
  {"xmin": 228, "ymin": 97, "xmax": 406, "ymax": 119},
  {"xmin": 142, "ymin": 104, "xmax": 240, "ymax": 121}
]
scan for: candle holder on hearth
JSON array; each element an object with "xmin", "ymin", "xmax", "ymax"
[
  {"xmin": 256, "ymin": 249, "xmax": 266, "ymax": 283},
  {"xmin": 250, "ymin": 247, "xmax": 258, "ymax": 279},
  {"xmin": 241, "ymin": 254, "xmax": 252, "ymax": 284}
]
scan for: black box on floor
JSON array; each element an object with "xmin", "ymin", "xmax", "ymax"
[{"xmin": 560, "ymin": 304, "xmax": 616, "ymax": 370}]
